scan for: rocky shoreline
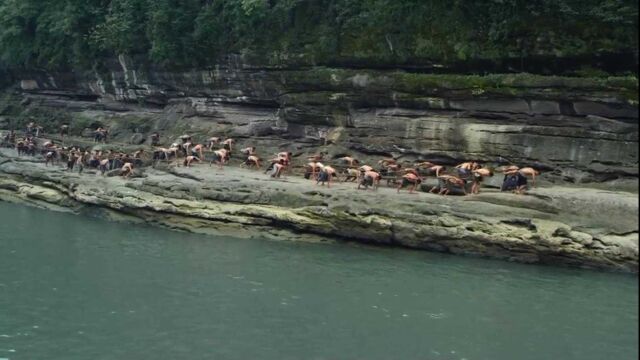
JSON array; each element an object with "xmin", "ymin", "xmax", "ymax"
[{"xmin": 0, "ymin": 148, "xmax": 637, "ymax": 273}]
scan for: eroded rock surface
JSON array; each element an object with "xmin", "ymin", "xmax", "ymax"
[
  {"xmin": 1, "ymin": 149, "xmax": 637, "ymax": 273},
  {"xmin": 7, "ymin": 58, "xmax": 638, "ymax": 188}
]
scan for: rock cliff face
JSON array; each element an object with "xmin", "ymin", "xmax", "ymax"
[{"xmin": 9, "ymin": 56, "xmax": 639, "ymax": 188}]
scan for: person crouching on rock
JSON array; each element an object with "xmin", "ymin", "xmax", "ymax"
[
  {"xmin": 241, "ymin": 155, "xmax": 261, "ymax": 169},
  {"xmin": 358, "ymin": 170, "xmax": 381, "ymax": 191},
  {"xmin": 120, "ymin": 162, "xmax": 133, "ymax": 178},
  {"xmin": 397, "ymin": 172, "xmax": 422, "ymax": 194},
  {"xmin": 304, "ymin": 161, "xmax": 323, "ymax": 180},
  {"xmin": 183, "ymin": 155, "xmax": 201, "ymax": 167},
  {"xmin": 191, "ymin": 144, "xmax": 205, "ymax": 160},
  {"xmin": 207, "ymin": 137, "xmax": 221, "ymax": 150},
  {"xmin": 307, "ymin": 152, "xmax": 326, "ymax": 162},
  {"xmin": 270, "ymin": 159, "xmax": 286, "ymax": 178},
  {"xmin": 427, "ymin": 165, "xmax": 446, "ymax": 178},
  {"xmin": 338, "ymin": 156, "xmax": 359, "ymax": 167},
  {"xmin": 210, "ymin": 148, "xmax": 229, "ymax": 169},
  {"xmin": 518, "ymin": 167, "xmax": 540, "ymax": 187},
  {"xmin": 276, "ymin": 151, "xmax": 292, "ymax": 176},
  {"xmin": 317, "ymin": 165, "xmax": 337, "ymax": 188},
  {"xmin": 437, "ymin": 175, "xmax": 467, "ymax": 196},
  {"xmin": 342, "ymin": 168, "xmax": 359, "ymax": 182},
  {"xmin": 240, "ymin": 146, "xmax": 256, "ymax": 156},
  {"xmin": 471, "ymin": 168, "xmax": 494, "ymax": 194},
  {"xmin": 501, "ymin": 167, "xmax": 529, "ymax": 194},
  {"xmin": 455, "ymin": 161, "xmax": 479, "ymax": 179},
  {"xmin": 222, "ymin": 138, "xmax": 235, "ymax": 152}
]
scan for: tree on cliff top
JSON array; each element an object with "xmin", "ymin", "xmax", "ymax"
[{"xmin": 0, "ymin": 0, "xmax": 637, "ymax": 74}]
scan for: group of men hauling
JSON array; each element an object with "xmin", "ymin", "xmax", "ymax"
[
  {"xmin": 302, "ymin": 156, "xmax": 537, "ymax": 195},
  {"xmin": 2, "ymin": 126, "xmax": 540, "ymax": 195}
]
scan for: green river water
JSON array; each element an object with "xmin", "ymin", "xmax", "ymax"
[{"xmin": 0, "ymin": 202, "xmax": 637, "ymax": 360}]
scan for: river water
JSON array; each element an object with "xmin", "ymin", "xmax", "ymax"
[{"xmin": 0, "ymin": 202, "xmax": 637, "ymax": 360}]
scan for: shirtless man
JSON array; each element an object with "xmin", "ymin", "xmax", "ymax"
[
  {"xmin": 75, "ymin": 152, "xmax": 85, "ymax": 174},
  {"xmin": 317, "ymin": 165, "xmax": 337, "ymax": 188},
  {"xmin": 415, "ymin": 161, "xmax": 434, "ymax": 169},
  {"xmin": 338, "ymin": 156, "xmax": 359, "ymax": 167},
  {"xmin": 120, "ymin": 162, "xmax": 134, "ymax": 178},
  {"xmin": 132, "ymin": 149, "xmax": 145, "ymax": 166},
  {"xmin": 518, "ymin": 167, "xmax": 540, "ymax": 187},
  {"xmin": 111, "ymin": 153, "xmax": 124, "ymax": 171},
  {"xmin": 385, "ymin": 163, "xmax": 402, "ymax": 173},
  {"xmin": 182, "ymin": 141, "xmax": 193, "ymax": 156},
  {"xmin": 277, "ymin": 151, "xmax": 293, "ymax": 175},
  {"xmin": 270, "ymin": 159, "xmax": 286, "ymax": 178},
  {"xmin": 277, "ymin": 151, "xmax": 291, "ymax": 161},
  {"xmin": 210, "ymin": 148, "xmax": 229, "ymax": 169},
  {"xmin": 155, "ymin": 146, "xmax": 178, "ymax": 163},
  {"xmin": 430, "ymin": 175, "xmax": 450, "ymax": 195},
  {"xmin": 305, "ymin": 161, "xmax": 323, "ymax": 180},
  {"xmin": 87, "ymin": 151, "xmax": 100, "ymax": 168},
  {"xmin": 427, "ymin": 165, "xmax": 446, "ymax": 177},
  {"xmin": 455, "ymin": 161, "xmax": 480, "ymax": 178},
  {"xmin": 342, "ymin": 168, "xmax": 360, "ymax": 182},
  {"xmin": 44, "ymin": 148, "xmax": 58, "ymax": 166},
  {"xmin": 191, "ymin": 143, "xmax": 206, "ymax": 160},
  {"xmin": 397, "ymin": 172, "xmax": 422, "ymax": 194},
  {"xmin": 382, "ymin": 163, "xmax": 402, "ymax": 186},
  {"xmin": 66, "ymin": 151, "xmax": 76, "ymax": 171},
  {"xmin": 222, "ymin": 138, "xmax": 235, "ymax": 152},
  {"xmin": 471, "ymin": 168, "xmax": 494, "ymax": 194},
  {"xmin": 240, "ymin": 147, "xmax": 256, "ymax": 156},
  {"xmin": 307, "ymin": 152, "xmax": 326, "ymax": 162},
  {"xmin": 241, "ymin": 155, "xmax": 261, "ymax": 169},
  {"xmin": 207, "ymin": 137, "xmax": 221, "ymax": 150},
  {"xmin": 132, "ymin": 149, "xmax": 144, "ymax": 158},
  {"xmin": 99, "ymin": 158, "xmax": 110, "ymax": 175},
  {"xmin": 358, "ymin": 170, "xmax": 381, "ymax": 191},
  {"xmin": 180, "ymin": 134, "xmax": 192, "ymax": 144},
  {"xmin": 183, "ymin": 155, "xmax": 201, "ymax": 167},
  {"xmin": 438, "ymin": 175, "xmax": 467, "ymax": 196},
  {"xmin": 378, "ymin": 158, "xmax": 397, "ymax": 167}
]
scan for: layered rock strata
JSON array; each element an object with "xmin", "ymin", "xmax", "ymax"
[{"xmin": 7, "ymin": 58, "xmax": 638, "ymax": 187}]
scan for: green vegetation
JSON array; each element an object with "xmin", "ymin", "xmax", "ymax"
[
  {"xmin": 282, "ymin": 68, "xmax": 639, "ymax": 101},
  {"xmin": 0, "ymin": 0, "xmax": 637, "ymax": 74}
]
